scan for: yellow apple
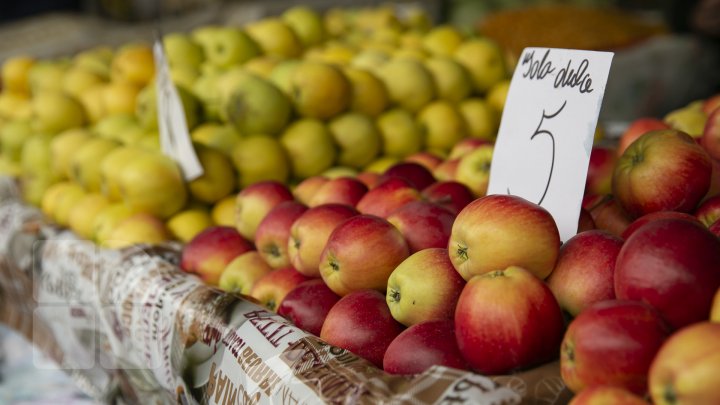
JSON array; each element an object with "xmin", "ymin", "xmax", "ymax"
[
  {"xmin": 41, "ymin": 181, "xmax": 79, "ymax": 220},
  {"xmin": 61, "ymin": 66, "xmax": 105, "ymax": 99},
  {"xmin": 50, "ymin": 127, "xmax": 93, "ymax": 179},
  {"xmin": 245, "ymin": 18, "xmax": 303, "ymax": 59},
  {"xmin": 280, "ymin": 119, "xmax": 338, "ymax": 179},
  {"xmin": 218, "ymin": 251, "xmax": 273, "ymax": 295},
  {"xmin": 52, "ymin": 183, "xmax": 87, "ymax": 226},
  {"xmin": 166, "ymin": 208, "xmax": 214, "ymax": 243},
  {"xmin": 211, "ymin": 195, "xmax": 237, "ymax": 227},
  {"xmin": 104, "ymin": 213, "xmax": 171, "ymax": 249},
  {"xmin": 364, "ymin": 155, "xmax": 400, "ymax": 174},
  {"xmin": 0, "ymin": 119, "xmax": 33, "ymax": 162},
  {"xmin": 31, "ymin": 91, "xmax": 86, "ymax": 133},
  {"xmin": 424, "ymin": 57, "xmax": 472, "ymax": 103},
  {"xmin": 343, "ymin": 67, "xmax": 389, "ymax": 117},
  {"xmin": 70, "ymin": 137, "xmax": 119, "ymax": 192},
  {"xmin": 73, "ymin": 46, "xmax": 113, "ymax": 80},
  {"xmin": 93, "ymin": 203, "xmax": 136, "ymax": 244},
  {"xmin": 459, "ymin": 98, "xmax": 498, "ymax": 141},
  {"xmin": 78, "ymin": 83, "xmax": 107, "ymax": 123},
  {"xmin": 418, "ymin": 100, "xmax": 468, "ymax": 152},
  {"xmin": 117, "ymin": 152, "xmax": 188, "ymax": 219},
  {"xmin": 328, "ymin": 112, "xmax": 381, "ymax": 168},
  {"xmin": 68, "ymin": 193, "xmax": 110, "ymax": 239},
  {"xmin": 377, "ymin": 58, "xmax": 436, "ymax": 112},
  {"xmin": 99, "ymin": 146, "xmax": 150, "ymax": 201},
  {"xmin": 135, "ymin": 82, "xmax": 200, "ymax": 131},
  {"xmin": 282, "ymin": 6, "xmax": 326, "ymax": 48},
  {"xmin": 2, "ymin": 55, "xmax": 35, "ymax": 94},
  {"xmin": 163, "ymin": 32, "xmax": 204, "ymax": 69},
  {"xmin": 190, "ymin": 122, "xmax": 241, "ymax": 153},
  {"xmin": 289, "ymin": 61, "xmax": 352, "ymax": 120},
  {"xmin": 454, "ymin": 38, "xmax": 507, "ymax": 94},
  {"xmin": 27, "ymin": 60, "xmax": 69, "ymax": 94},
  {"xmin": 422, "ymin": 25, "xmax": 464, "ymax": 56},
  {"xmin": 0, "ymin": 91, "xmax": 32, "ymax": 120},
  {"xmin": 188, "ymin": 143, "xmax": 236, "ymax": 204},
  {"xmin": 455, "ymin": 144, "xmax": 495, "ymax": 197},
  {"xmin": 111, "ymin": 43, "xmax": 155, "ymax": 87},
  {"xmin": 102, "ymin": 81, "xmax": 141, "ymax": 116},
  {"xmin": 376, "ymin": 108, "xmax": 424, "ymax": 158},
  {"xmin": 486, "ymin": 79, "xmax": 510, "ymax": 118}
]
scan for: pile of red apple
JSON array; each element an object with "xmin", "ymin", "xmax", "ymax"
[{"xmin": 180, "ymin": 93, "xmax": 720, "ymax": 404}]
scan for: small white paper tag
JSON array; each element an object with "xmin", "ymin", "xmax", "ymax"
[
  {"xmin": 487, "ymin": 48, "xmax": 614, "ymax": 241},
  {"xmin": 153, "ymin": 39, "xmax": 204, "ymax": 181}
]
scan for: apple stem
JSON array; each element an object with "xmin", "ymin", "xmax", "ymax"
[
  {"xmin": 663, "ymin": 384, "xmax": 677, "ymax": 404},
  {"xmin": 266, "ymin": 244, "xmax": 281, "ymax": 258},
  {"xmin": 266, "ymin": 299, "xmax": 276, "ymax": 311},
  {"xmin": 292, "ymin": 238, "xmax": 300, "ymax": 249}
]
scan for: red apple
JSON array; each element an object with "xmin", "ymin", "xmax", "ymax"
[
  {"xmin": 235, "ymin": 181, "xmax": 294, "ymax": 240},
  {"xmin": 578, "ymin": 207, "xmax": 596, "ymax": 232},
  {"xmin": 648, "ymin": 322, "xmax": 720, "ymax": 405},
  {"xmin": 308, "ymin": 176, "xmax": 368, "ymax": 208},
  {"xmin": 379, "ymin": 162, "xmax": 436, "ymax": 190},
  {"xmin": 254, "ymin": 201, "xmax": 308, "ymax": 269},
  {"xmin": 560, "ymin": 300, "xmax": 671, "ymax": 395},
  {"xmin": 218, "ymin": 251, "xmax": 273, "ymax": 295},
  {"xmin": 700, "ymin": 108, "xmax": 720, "ymax": 161},
  {"xmin": 292, "ymin": 176, "xmax": 328, "ymax": 205},
  {"xmin": 288, "ymin": 203, "xmax": 359, "ymax": 277},
  {"xmin": 383, "ymin": 320, "xmax": 468, "ymax": 375},
  {"xmin": 702, "ymin": 93, "xmax": 720, "ymax": 115},
  {"xmin": 319, "ymin": 214, "xmax": 409, "ymax": 296},
  {"xmin": 586, "ymin": 195, "xmax": 632, "ymax": 238},
  {"xmin": 615, "ymin": 218, "xmax": 720, "ymax": 329},
  {"xmin": 320, "ymin": 289, "xmax": 404, "ymax": 368},
  {"xmin": 617, "ymin": 118, "xmax": 670, "ymax": 157},
  {"xmin": 248, "ymin": 267, "xmax": 311, "ymax": 312},
  {"xmin": 613, "ymin": 129, "xmax": 712, "ymax": 218},
  {"xmin": 403, "ymin": 151, "xmax": 443, "ymax": 171},
  {"xmin": 181, "ymin": 226, "xmax": 254, "ymax": 285},
  {"xmin": 455, "ymin": 266, "xmax": 565, "ymax": 375},
  {"xmin": 356, "ymin": 177, "xmax": 421, "ymax": 218},
  {"xmin": 569, "ymin": 385, "xmax": 650, "ymax": 405},
  {"xmin": 448, "ymin": 194, "xmax": 560, "ymax": 281},
  {"xmin": 448, "ymin": 138, "xmax": 492, "ymax": 160},
  {"xmin": 432, "ymin": 158, "xmax": 460, "ymax": 182},
  {"xmin": 387, "ymin": 201, "xmax": 455, "ymax": 253},
  {"xmin": 386, "ymin": 248, "xmax": 465, "ymax": 326},
  {"xmin": 356, "ymin": 171, "xmax": 381, "ymax": 189},
  {"xmin": 420, "ymin": 180, "xmax": 475, "ymax": 215},
  {"xmin": 546, "ymin": 230, "xmax": 623, "ymax": 317},
  {"xmin": 276, "ymin": 278, "xmax": 341, "ymax": 336},
  {"xmin": 695, "ymin": 194, "xmax": 720, "ymax": 227},
  {"xmin": 585, "ymin": 146, "xmax": 617, "ymax": 196},
  {"xmin": 705, "ymin": 159, "xmax": 720, "ymax": 200},
  {"xmin": 710, "ymin": 217, "xmax": 720, "ymax": 236},
  {"xmin": 621, "ymin": 210, "xmax": 701, "ymax": 240}
]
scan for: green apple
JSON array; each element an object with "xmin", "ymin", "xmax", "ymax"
[
  {"xmin": 28, "ymin": 60, "xmax": 69, "ymax": 93},
  {"xmin": 376, "ymin": 108, "xmax": 424, "ymax": 158},
  {"xmin": 454, "ymin": 38, "xmax": 506, "ymax": 94},
  {"xmin": 280, "ymin": 119, "xmax": 337, "ymax": 179},
  {"xmin": 424, "ymin": 57, "xmax": 472, "ymax": 103},
  {"xmin": 282, "ymin": 6, "xmax": 326, "ymax": 48},
  {"xmin": 269, "ymin": 59, "xmax": 301, "ymax": 97},
  {"xmin": 0, "ymin": 119, "xmax": 33, "ymax": 162},
  {"xmin": 232, "ymin": 135, "xmax": 290, "ymax": 188},
  {"xmin": 163, "ymin": 32, "xmax": 204, "ymax": 69},
  {"xmin": 70, "ymin": 137, "xmax": 119, "ymax": 192},
  {"xmin": 245, "ymin": 18, "xmax": 303, "ymax": 59},
  {"xmin": 198, "ymin": 27, "xmax": 259, "ymax": 69},
  {"xmin": 72, "ymin": 46, "xmax": 113, "ymax": 80},
  {"xmin": 377, "ymin": 58, "xmax": 435, "ymax": 113},
  {"xmin": 190, "ymin": 122, "xmax": 241, "ymax": 153},
  {"xmin": 93, "ymin": 113, "xmax": 140, "ymax": 141},
  {"xmin": 328, "ymin": 112, "xmax": 381, "ymax": 168}
]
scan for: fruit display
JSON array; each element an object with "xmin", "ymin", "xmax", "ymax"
[{"xmin": 1, "ymin": 3, "xmax": 720, "ymax": 405}]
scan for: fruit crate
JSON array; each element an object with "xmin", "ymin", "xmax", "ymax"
[{"xmin": 0, "ymin": 177, "xmax": 572, "ymax": 404}]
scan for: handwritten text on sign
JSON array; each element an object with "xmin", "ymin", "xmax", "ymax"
[{"xmin": 487, "ymin": 48, "xmax": 614, "ymax": 241}]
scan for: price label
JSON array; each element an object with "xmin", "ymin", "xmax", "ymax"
[
  {"xmin": 153, "ymin": 39, "xmax": 204, "ymax": 181},
  {"xmin": 487, "ymin": 48, "xmax": 614, "ymax": 241}
]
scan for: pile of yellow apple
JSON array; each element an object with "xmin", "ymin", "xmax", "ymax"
[{"xmin": 0, "ymin": 5, "xmax": 512, "ymax": 248}]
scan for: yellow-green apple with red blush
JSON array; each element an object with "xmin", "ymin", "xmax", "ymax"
[
  {"xmin": 403, "ymin": 151, "xmax": 443, "ymax": 172},
  {"xmin": 612, "ymin": 129, "xmax": 712, "ymax": 218},
  {"xmin": 585, "ymin": 194, "xmax": 632, "ymax": 238},
  {"xmin": 615, "ymin": 218, "xmax": 720, "ymax": 329},
  {"xmin": 248, "ymin": 267, "xmax": 311, "ymax": 312},
  {"xmin": 695, "ymin": 195, "xmax": 720, "ymax": 227},
  {"xmin": 218, "ymin": 251, "xmax": 273, "ymax": 295},
  {"xmin": 356, "ymin": 171, "xmax": 381, "ymax": 189},
  {"xmin": 277, "ymin": 279, "xmax": 341, "ymax": 336},
  {"xmin": 455, "ymin": 265, "xmax": 565, "ymax": 375},
  {"xmin": 420, "ymin": 180, "xmax": 475, "ymax": 216},
  {"xmin": 546, "ymin": 230, "xmax": 623, "ymax": 317},
  {"xmin": 455, "ymin": 144, "xmax": 494, "ymax": 197},
  {"xmin": 448, "ymin": 194, "xmax": 560, "ymax": 281},
  {"xmin": 585, "ymin": 146, "xmax": 617, "ymax": 196},
  {"xmin": 319, "ymin": 215, "xmax": 409, "ymax": 296},
  {"xmin": 292, "ymin": 175, "xmax": 327, "ymax": 205},
  {"xmin": 432, "ymin": 158, "xmax": 460, "ymax": 182},
  {"xmin": 387, "ymin": 201, "xmax": 455, "ymax": 253},
  {"xmin": 356, "ymin": 178, "xmax": 421, "ymax": 218},
  {"xmin": 448, "ymin": 138, "xmax": 491, "ymax": 160},
  {"xmin": 181, "ymin": 226, "xmax": 254, "ymax": 285},
  {"xmin": 621, "ymin": 211, "xmax": 701, "ymax": 240},
  {"xmin": 617, "ymin": 117, "xmax": 669, "ymax": 157},
  {"xmin": 383, "ymin": 320, "xmax": 468, "ymax": 375},
  {"xmin": 320, "ymin": 289, "xmax": 404, "ymax": 368},
  {"xmin": 568, "ymin": 385, "xmax": 650, "ymax": 405},
  {"xmin": 254, "ymin": 201, "xmax": 307, "ymax": 269},
  {"xmin": 379, "ymin": 162, "xmax": 437, "ymax": 190},
  {"xmin": 700, "ymin": 108, "xmax": 720, "ymax": 161},
  {"xmin": 386, "ymin": 248, "xmax": 465, "ymax": 326},
  {"xmin": 235, "ymin": 180, "xmax": 294, "ymax": 241},
  {"xmin": 560, "ymin": 300, "xmax": 671, "ymax": 395},
  {"xmin": 649, "ymin": 322, "xmax": 720, "ymax": 405},
  {"xmin": 288, "ymin": 203, "xmax": 358, "ymax": 277},
  {"xmin": 702, "ymin": 93, "xmax": 720, "ymax": 115},
  {"xmin": 308, "ymin": 176, "xmax": 368, "ymax": 207}
]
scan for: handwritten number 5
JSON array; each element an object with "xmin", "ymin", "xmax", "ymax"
[{"xmin": 507, "ymin": 100, "xmax": 566, "ymax": 205}]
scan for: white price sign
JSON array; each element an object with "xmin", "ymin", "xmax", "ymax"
[
  {"xmin": 153, "ymin": 39, "xmax": 204, "ymax": 181},
  {"xmin": 487, "ymin": 48, "xmax": 614, "ymax": 241}
]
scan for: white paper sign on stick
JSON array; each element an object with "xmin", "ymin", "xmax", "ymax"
[
  {"xmin": 153, "ymin": 39, "xmax": 204, "ymax": 181},
  {"xmin": 487, "ymin": 48, "xmax": 614, "ymax": 242}
]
